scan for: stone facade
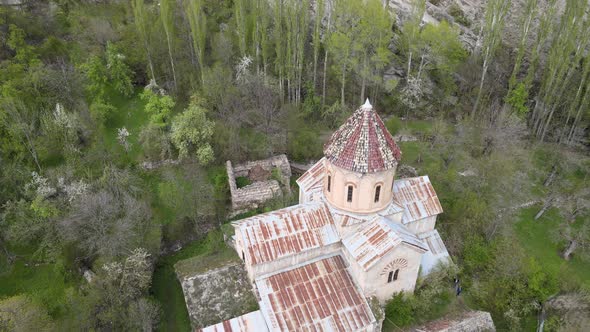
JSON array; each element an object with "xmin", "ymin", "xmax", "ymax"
[{"xmin": 226, "ymin": 154, "xmax": 291, "ymax": 213}]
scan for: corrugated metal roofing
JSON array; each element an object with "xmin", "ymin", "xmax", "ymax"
[
  {"xmin": 198, "ymin": 310, "xmax": 269, "ymax": 332},
  {"xmin": 342, "ymin": 217, "xmax": 427, "ymax": 271},
  {"xmin": 328, "ymin": 200, "xmax": 403, "ymax": 228},
  {"xmin": 256, "ymin": 255, "xmax": 376, "ymax": 332},
  {"xmin": 323, "ymin": 102, "xmax": 401, "ymax": 174},
  {"xmin": 235, "ymin": 202, "xmax": 339, "ymax": 266},
  {"xmin": 296, "ymin": 158, "xmax": 326, "ymax": 198},
  {"xmin": 392, "ymin": 176, "xmax": 443, "ymax": 224}
]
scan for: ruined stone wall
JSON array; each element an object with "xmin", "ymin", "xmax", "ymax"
[
  {"xmin": 409, "ymin": 310, "xmax": 496, "ymax": 332},
  {"xmin": 226, "ymin": 155, "xmax": 291, "ymax": 213}
]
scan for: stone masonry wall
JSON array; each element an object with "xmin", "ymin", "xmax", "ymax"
[{"xmin": 226, "ymin": 155, "xmax": 291, "ymax": 212}]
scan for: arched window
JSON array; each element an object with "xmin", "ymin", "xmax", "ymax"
[
  {"xmin": 347, "ymin": 185, "xmax": 353, "ymax": 202},
  {"xmin": 374, "ymin": 185, "xmax": 381, "ymax": 203},
  {"xmin": 387, "ymin": 269, "xmax": 400, "ymax": 283},
  {"xmin": 327, "ymin": 175, "xmax": 331, "ymax": 192},
  {"xmin": 242, "ymin": 251, "xmax": 245, "ymax": 261}
]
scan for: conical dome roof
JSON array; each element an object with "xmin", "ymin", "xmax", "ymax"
[{"xmin": 323, "ymin": 99, "xmax": 401, "ymax": 173}]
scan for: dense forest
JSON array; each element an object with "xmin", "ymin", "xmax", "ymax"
[{"xmin": 0, "ymin": 0, "xmax": 588, "ymax": 331}]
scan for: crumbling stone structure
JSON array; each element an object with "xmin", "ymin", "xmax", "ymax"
[{"xmin": 226, "ymin": 154, "xmax": 291, "ymax": 213}]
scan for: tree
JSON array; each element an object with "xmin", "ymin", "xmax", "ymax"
[
  {"xmin": 160, "ymin": 0, "xmax": 178, "ymax": 89},
  {"xmin": 105, "ymin": 42, "xmax": 134, "ymax": 97},
  {"xmin": 61, "ymin": 168, "xmax": 154, "ymax": 259},
  {"xmin": 507, "ymin": 0, "xmax": 537, "ymax": 92},
  {"xmin": 82, "ymin": 42, "xmax": 133, "ymax": 100},
  {"xmin": 531, "ymin": 0, "xmax": 588, "ymax": 141},
  {"xmin": 170, "ymin": 96, "xmax": 215, "ymax": 164},
  {"xmin": 139, "ymin": 123, "xmax": 173, "ymax": 161},
  {"xmin": 186, "ymin": 0, "xmax": 207, "ymax": 86},
  {"xmin": 0, "ymin": 295, "xmax": 55, "ymax": 331},
  {"xmin": 357, "ymin": 0, "xmax": 394, "ymax": 103},
  {"xmin": 76, "ymin": 249, "xmax": 160, "ymax": 330},
  {"xmin": 312, "ymin": 0, "xmax": 324, "ymax": 89},
  {"xmin": 328, "ymin": 0, "xmax": 362, "ymax": 106},
  {"xmin": 140, "ymin": 89, "xmax": 175, "ymax": 127},
  {"xmin": 472, "ymin": 0, "xmax": 511, "ymax": 117},
  {"xmin": 131, "ymin": 0, "xmax": 156, "ymax": 83}
]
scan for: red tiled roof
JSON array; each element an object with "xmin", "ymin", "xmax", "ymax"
[
  {"xmin": 392, "ymin": 176, "xmax": 443, "ymax": 224},
  {"xmin": 234, "ymin": 202, "xmax": 339, "ymax": 266},
  {"xmin": 323, "ymin": 101, "xmax": 401, "ymax": 173},
  {"xmin": 296, "ymin": 158, "xmax": 325, "ymax": 201},
  {"xmin": 256, "ymin": 255, "xmax": 376, "ymax": 331}
]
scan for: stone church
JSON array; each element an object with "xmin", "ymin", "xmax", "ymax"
[{"xmin": 202, "ymin": 100, "xmax": 450, "ymax": 332}]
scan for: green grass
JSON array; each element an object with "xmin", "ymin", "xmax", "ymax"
[
  {"xmin": 514, "ymin": 207, "xmax": 590, "ymax": 289},
  {"xmin": 398, "ymin": 141, "xmax": 443, "ymax": 175},
  {"xmin": 98, "ymin": 87, "xmax": 149, "ymax": 164},
  {"xmin": 151, "ymin": 231, "xmax": 227, "ymax": 332},
  {"xmin": 0, "ymin": 246, "xmax": 75, "ymax": 318},
  {"xmin": 174, "ymin": 245, "xmax": 239, "ymax": 279},
  {"xmin": 385, "ymin": 116, "xmax": 434, "ymax": 137}
]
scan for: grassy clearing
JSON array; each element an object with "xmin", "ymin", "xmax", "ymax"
[
  {"xmin": 151, "ymin": 231, "xmax": 227, "ymax": 332},
  {"xmin": 514, "ymin": 207, "xmax": 590, "ymax": 289},
  {"xmin": 174, "ymin": 245, "xmax": 239, "ymax": 279},
  {"xmin": 0, "ymin": 245, "xmax": 75, "ymax": 318},
  {"xmin": 100, "ymin": 88, "xmax": 149, "ymax": 162}
]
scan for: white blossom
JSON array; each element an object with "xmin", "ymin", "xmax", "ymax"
[
  {"xmin": 235, "ymin": 55, "xmax": 253, "ymax": 82},
  {"xmin": 117, "ymin": 127, "xmax": 131, "ymax": 152},
  {"xmin": 53, "ymin": 103, "xmax": 73, "ymax": 129},
  {"xmin": 26, "ymin": 172, "xmax": 56, "ymax": 198}
]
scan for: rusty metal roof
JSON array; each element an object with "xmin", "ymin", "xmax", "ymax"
[
  {"xmin": 323, "ymin": 101, "xmax": 401, "ymax": 174},
  {"xmin": 234, "ymin": 202, "xmax": 339, "ymax": 266},
  {"xmin": 342, "ymin": 217, "xmax": 427, "ymax": 271},
  {"xmin": 256, "ymin": 255, "xmax": 376, "ymax": 332},
  {"xmin": 392, "ymin": 176, "xmax": 443, "ymax": 224},
  {"xmin": 296, "ymin": 158, "xmax": 326, "ymax": 201},
  {"xmin": 199, "ymin": 310, "xmax": 269, "ymax": 332}
]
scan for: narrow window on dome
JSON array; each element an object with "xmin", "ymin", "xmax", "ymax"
[
  {"xmin": 327, "ymin": 175, "xmax": 331, "ymax": 192},
  {"xmin": 374, "ymin": 185, "xmax": 381, "ymax": 203},
  {"xmin": 347, "ymin": 186, "xmax": 353, "ymax": 202}
]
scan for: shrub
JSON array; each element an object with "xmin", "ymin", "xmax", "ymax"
[
  {"xmin": 386, "ymin": 116, "xmax": 402, "ymax": 136},
  {"xmin": 449, "ymin": 3, "xmax": 471, "ymax": 27},
  {"xmin": 385, "ymin": 293, "xmax": 415, "ymax": 327},
  {"xmin": 288, "ymin": 127, "xmax": 323, "ymax": 162},
  {"xmin": 235, "ymin": 176, "xmax": 251, "ymax": 188}
]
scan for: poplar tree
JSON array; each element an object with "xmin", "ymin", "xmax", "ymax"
[
  {"xmin": 357, "ymin": 0, "xmax": 393, "ymax": 103},
  {"xmin": 132, "ymin": 0, "xmax": 156, "ymax": 83},
  {"xmin": 160, "ymin": 0, "xmax": 177, "ymax": 89},
  {"xmin": 321, "ymin": 0, "xmax": 332, "ymax": 105},
  {"xmin": 472, "ymin": 0, "xmax": 511, "ymax": 118},
  {"xmin": 273, "ymin": 0, "xmax": 286, "ymax": 99},
  {"xmin": 234, "ymin": 0, "xmax": 249, "ymax": 57},
  {"xmin": 328, "ymin": 0, "xmax": 362, "ymax": 106},
  {"xmin": 533, "ymin": 0, "xmax": 588, "ymax": 141},
  {"xmin": 507, "ymin": 0, "xmax": 537, "ymax": 92},
  {"xmin": 312, "ymin": 0, "xmax": 324, "ymax": 89},
  {"xmin": 186, "ymin": 0, "xmax": 207, "ymax": 86}
]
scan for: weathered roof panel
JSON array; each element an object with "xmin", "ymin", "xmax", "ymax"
[
  {"xmin": 392, "ymin": 176, "xmax": 443, "ymax": 224},
  {"xmin": 199, "ymin": 310, "xmax": 269, "ymax": 332},
  {"xmin": 296, "ymin": 158, "xmax": 326, "ymax": 201},
  {"xmin": 343, "ymin": 217, "xmax": 427, "ymax": 271},
  {"xmin": 323, "ymin": 101, "xmax": 401, "ymax": 174},
  {"xmin": 256, "ymin": 255, "xmax": 376, "ymax": 332},
  {"xmin": 235, "ymin": 202, "xmax": 339, "ymax": 266}
]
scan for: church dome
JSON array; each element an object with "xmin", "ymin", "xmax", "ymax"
[{"xmin": 323, "ymin": 99, "xmax": 402, "ymax": 174}]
